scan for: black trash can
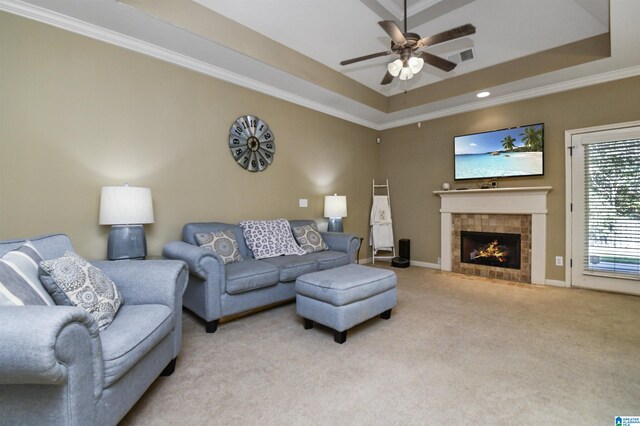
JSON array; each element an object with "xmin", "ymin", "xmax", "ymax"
[{"xmin": 392, "ymin": 239, "xmax": 410, "ymax": 268}]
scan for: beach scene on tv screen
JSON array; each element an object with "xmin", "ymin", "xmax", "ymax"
[{"xmin": 454, "ymin": 124, "xmax": 543, "ymax": 180}]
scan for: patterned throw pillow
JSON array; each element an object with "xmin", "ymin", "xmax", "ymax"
[
  {"xmin": 0, "ymin": 242, "xmax": 55, "ymax": 306},
  {"xmin": 39, "ymin": 252, "xmax": 123, "ymax": 331},
  {"xmin": 195, "ymin": 230, "xmax": 244, "ymax": 264},
  {"xmin": 292, "ymin": 224, "xmax": 329, "ymax": 253},
  {"xmin": 239, "ymin": 219, "xmax": 307, "ymax": 260}
]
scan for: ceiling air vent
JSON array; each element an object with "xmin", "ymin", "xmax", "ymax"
[
  {"xmin": 460, "ymin": 48, "xmax": 474, "ymax": 62},
  {"xmin": 448, "ymin": 48, "xmax": 475, "ymax": 64}
]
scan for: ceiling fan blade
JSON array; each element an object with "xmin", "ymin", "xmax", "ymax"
[
  {"xmin": 378, "ymin": 20, "xmax": 407, "ymax": 45},
  {"xmin": 416, "ymin": 51, "xmax": 457, "ymax": 72},
  {"xmin": 417, "ymin": 23, "xmax": 476, "ymax": 48},
  {"xmin": 340, "ymin": 51, "xmax": 392, "ymax": 66},
  {"xmin": 381, "ymin": 71, "xmax": 394, "ymax": 85}
]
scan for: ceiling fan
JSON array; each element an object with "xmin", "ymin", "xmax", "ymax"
[{"xmin": 340, "ymin": 0, "xmax": 476, "ymax": 85}]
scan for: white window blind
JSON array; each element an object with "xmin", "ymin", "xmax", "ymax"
[{"xmin": 584, "ymin": 137, "xmax": 640, "ymax": 279}]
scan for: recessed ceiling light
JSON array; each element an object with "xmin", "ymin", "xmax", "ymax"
[{"xmin": 477, "ymin": 91, "xmax": 490, "ymax": 98}]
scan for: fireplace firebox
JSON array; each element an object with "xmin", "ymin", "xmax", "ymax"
[{"xmin": 460, "ymin": 231, "xmax": 521, "ymax": 270}]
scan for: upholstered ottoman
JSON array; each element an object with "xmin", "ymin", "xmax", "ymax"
[{"xmin": 295, "ymin": 264, "xmax": 397, "ymax": 344}]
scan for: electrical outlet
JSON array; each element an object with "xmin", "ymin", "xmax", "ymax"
[
  {"xmin": 298, "ymin": 199, "xmax": 308, "ymax": 208},
  {"xmin": 555, "ymin": 256, "xmax": 563, "ymax": 266}
]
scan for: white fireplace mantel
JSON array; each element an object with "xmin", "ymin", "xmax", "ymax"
[{"xmin": 435, "ymin": 187, "xmax": 552, "ymax": 284}]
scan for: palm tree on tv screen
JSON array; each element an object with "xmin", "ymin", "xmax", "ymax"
[
  {"xmin": 501, "ymin": 135, "xmax": 516, "ymax": 151},
  {"xmin": 520, "ymin": 126, "xmax": 543, "ymax": 151}
]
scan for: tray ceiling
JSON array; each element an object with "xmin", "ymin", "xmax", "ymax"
[{"xmin": 2, "ymin": 0, "xmax": 639, "ymax": 130}]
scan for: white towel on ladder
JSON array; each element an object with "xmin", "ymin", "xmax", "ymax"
[{"xmin": 370, "ymin": 195, "xmax": 394, "ymax": 253}]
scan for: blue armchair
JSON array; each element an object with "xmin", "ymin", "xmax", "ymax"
[{"xmin": 0, "ymin": 234, "xmax": 188, "ymax": 425}]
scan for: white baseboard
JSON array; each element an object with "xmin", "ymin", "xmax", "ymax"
[
  {"xmin": 410, "ymin": 260, "xmax": 441, "ymax": 269},
  {"xmin": 544, "ymin": 279, "xmax": 569, "ymax": 288},
  {"xmin": 359, "ymin": 258, "xmax": 442, "ymax": 269},
  {"xmin": 361, "ymin": 259, "xmax": 565, "ymax": 287}
]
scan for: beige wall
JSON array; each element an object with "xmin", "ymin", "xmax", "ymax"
[
  {"xmin": 3, "ymin": 11, "xmax": 640, "ymax": 282},
  {"xmin": 0, "ymin": 13, "xmax": 378, "ymax": 259},
  {"xmin": 379, "ymin": 75, "xmax": 640, "ymax": 280}
]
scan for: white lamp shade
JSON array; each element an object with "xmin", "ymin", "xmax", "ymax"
[
  {"xmin": 99, "ymin": 186, "xmax": 154, "ymax": 225},
  {"xmin": 399, "ymin": 65, "xmax": 414, "ymax": 81},
  {"xmin": 324, "ymin": 195, "xmax": 347, "ymax": 218},
  {"xmin": 387, "ymin": 59, "xmax": 403, "ymax": 77},
  {"xmin": 408, "ymin": 56, "xmax": 424, "ymax": 74}
]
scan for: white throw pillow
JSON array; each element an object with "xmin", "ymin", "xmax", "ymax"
[{"xmin": 239, "ymin": 219, "xmax": 307, "ymax": 259}]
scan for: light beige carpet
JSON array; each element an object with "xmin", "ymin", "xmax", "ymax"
[{"xmin": 121, "ymin": 266, "xmax": 640, "ymax": 425}]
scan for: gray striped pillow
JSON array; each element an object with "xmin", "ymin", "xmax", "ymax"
[{"xmin": 0, "ymin": 242, "xmax": 55, "ymax": 306}]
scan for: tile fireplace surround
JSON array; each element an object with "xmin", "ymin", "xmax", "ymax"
[
  {"xmin": 454, "ymin": 214, "xmax": 531, "ymax": 283},
  {"xmin": 435, "ymin": 187, "xmax": 552, "ymax": 285}
]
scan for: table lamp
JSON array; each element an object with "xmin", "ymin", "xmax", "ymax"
[
  {"xmin": 99, "ymin": 185, "xmax": 154, "ymax": 260},
  {"xmin": 324, "ymin": 194, "xmax": 347, "ymax": 232}
]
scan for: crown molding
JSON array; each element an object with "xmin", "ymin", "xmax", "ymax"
[
  {"xmin": 2, "ymin": 0, "xmax": 639, "ymax": 132},
  {"xmin": 378, "ymin": 64, "xmax": 640, "ymax": 130},
  {"xmin": 0, "ymin": 0, "xmax": 380, "ymax": 129}
]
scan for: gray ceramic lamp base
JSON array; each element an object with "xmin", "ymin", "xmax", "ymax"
[
  {"xmin": 327, "ymin": 217, "xmax": 344, "ymax": 233},
  {"xmin": 107, "ymin": 225, "xmax": 147, "ymax": 260}
]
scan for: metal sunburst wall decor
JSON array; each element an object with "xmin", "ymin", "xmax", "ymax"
[{"xmin": 228, "ymin": 115, "xmax": 276, "ymax": 172}]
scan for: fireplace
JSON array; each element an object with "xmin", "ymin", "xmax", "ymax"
[
  {"xmin": 460, "ymin": 231, "xmax": 521, "ymax": 270},
  {"xmin": 436, "ymin": 187, "xmax": 551, "ymax": 284},
  {"xmin": 451, "ymin": 213, "xmax": 532, "ymax": 283}
]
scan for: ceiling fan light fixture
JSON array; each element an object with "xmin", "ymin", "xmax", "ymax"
[
  {"xmin": 340, "ymin": 4, "xmax": 475, "ymax": 86},
  {"xmin": 399, "ymin": 65, "xmax": 413, "ymax": 81},
  {"xmin": 408, "ymin": 56, "xmax": 424, "ymax": 74},
  {"xmin": 388, "ymin": 59, "xmax": 403, "ymax": 77}
]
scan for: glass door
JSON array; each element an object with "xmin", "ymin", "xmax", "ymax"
[{"xmin": 570, "ymin": 125, "xmax": 640, "ymax": 295}]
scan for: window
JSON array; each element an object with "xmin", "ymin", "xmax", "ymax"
[{"xmin": 584, "ymin": 137, "xmax": 640, "ymax": 278}]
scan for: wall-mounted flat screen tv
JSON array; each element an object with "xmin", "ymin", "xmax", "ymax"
[{"xmin": 454, "ymin": 123, "xmax": 544, "ymax": 180}]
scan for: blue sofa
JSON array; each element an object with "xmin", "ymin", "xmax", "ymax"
[
  {"xmin": 0, "ymin": 234, "xmax": 188, "ymax": 425},
  {"xmin": 163, "ymin": 220, "xmax": 360, "ymax": 332}
]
